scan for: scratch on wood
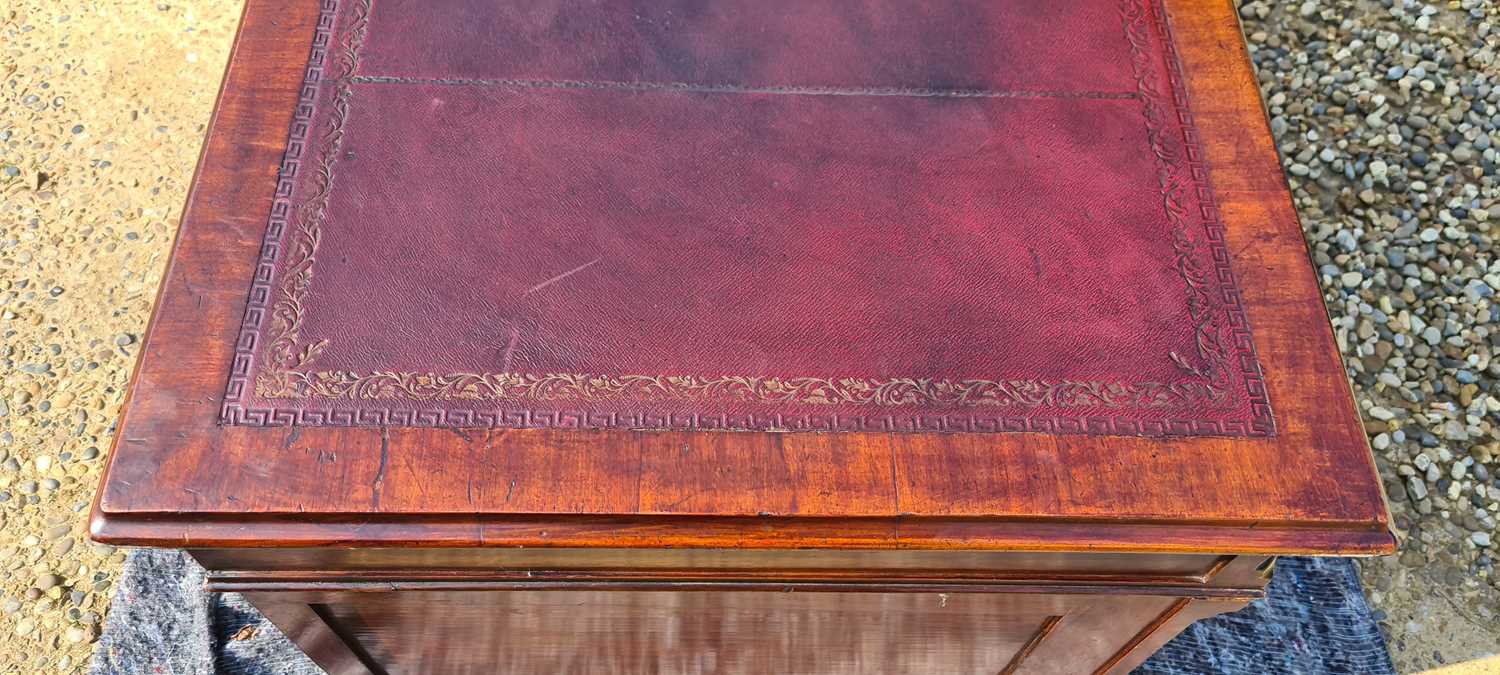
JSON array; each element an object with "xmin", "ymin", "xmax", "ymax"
[
  {"xmin": 465, "ymin": 437, "xmax": 476, "ymax": 507},
  {"xmin": 774, "ymin": 435, "xmax": 798, "ymax": 513},
  {"xmin": 522, "ymin": 258, "xmax": 600, "ymax": 296},
  {"xmin": 181, "ymin": 274, "xmax": 206, "ymax": 310},
  {"xmin": 372, "ymin": 426, "xmax": 390, "ymax": 509},
  {"xmin": 661, "ymin": 487, "xmax": 720, "ymax": 510},
  {"xmin": 635, "ymin": 440, "xmax": 647, "ymax": 514},
  {"xmin": 888, "ymin": 449, "xmax": 904, "ymax": 519}
]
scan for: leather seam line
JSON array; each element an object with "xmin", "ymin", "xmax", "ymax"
[{"xmin": 347, "ymin": 75, "xmax": 1140, "ymax": 100}]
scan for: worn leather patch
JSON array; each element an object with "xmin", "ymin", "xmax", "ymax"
[{"xmin": 222, "ymin": 0, "xmax": 1274, "ymax": 436}]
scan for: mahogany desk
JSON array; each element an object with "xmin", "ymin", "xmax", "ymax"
[{"xmin": 92, "ymin": 0, "xmax": 1394, "ymax": 672}]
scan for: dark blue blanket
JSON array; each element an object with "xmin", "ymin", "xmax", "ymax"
[{"xmin": 1138, "ymin": 557, "xmax": 1394, "ymax": 674}]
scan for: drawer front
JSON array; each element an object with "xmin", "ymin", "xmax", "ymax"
[
  {"xmin": 250, "ymin": 588, "xmax": 1239, "ymax": 675},
  {"xmin": 214, "ymin": 549, "xmax": 1269, "ymax": 673}
]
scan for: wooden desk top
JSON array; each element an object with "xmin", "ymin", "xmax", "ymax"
[{"xmin": 92, "ymin": 0, "xmax": 1393, "ymax": 556}]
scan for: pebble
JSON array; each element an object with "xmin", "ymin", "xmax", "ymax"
[{"xmin": 1407, "ymin": 476, "xmax": 1429, "ymax": 501}]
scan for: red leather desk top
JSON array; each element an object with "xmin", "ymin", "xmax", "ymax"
[
  {"xmin": 93, "ymin": 0, "xmax": 1391, "ymax": 556},
  {"xmin": 222, "ymin": 0, "xmax": 1274, "ymax": 437}
]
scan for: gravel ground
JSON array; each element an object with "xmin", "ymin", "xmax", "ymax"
[
  {"xmin": 0, "ymin": 1, "xmax": 241, "ymax": 672},
  {"xmin": 1, "ymin": 0, "xmax": 1497, "ymax": 673},
  {"xmin": 1237, "ymin": 0, "xmax": 1500, "ymax": 670}
]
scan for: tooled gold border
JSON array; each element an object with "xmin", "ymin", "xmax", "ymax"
[{"xmin": 253, "ymin": 0, "xmax": 1235, "ymax": 412}]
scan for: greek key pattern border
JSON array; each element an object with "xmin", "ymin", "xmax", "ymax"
[
  {"xmin": 1120, "ymin": 0, "xmax": 1273, "ymax": 434},
  {"xmin": 220, "ymin": 406, "xmax": 1263, "ymax": 437},
  {"xmin": 1133, "ymin": 0, "xmax": 1274, "ymax": 434},
  {"xmin": 221, "ymin": 0, "xmax": 339, "ymax": 413},
  {"xmin": 220, "ymin": 0, "xmax": 1274, "ymax": 437}
]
